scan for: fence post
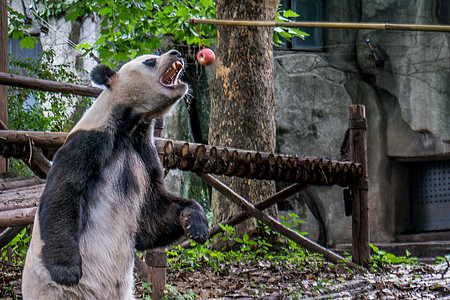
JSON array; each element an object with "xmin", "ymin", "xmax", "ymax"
[
  {"xmin": 146, "ymin": 247, "xmax": 167, "ymax": 300},
  {"xmin": 348, "ymin": 105, "xmax": 369, "ymax": 266},
  {"xmin": 0, "ymin": 0, "xmax": 9, "ymax": 173},
  {"xmin": 145, "ymin": 117, "xmax": 167, "ymax": 300}
]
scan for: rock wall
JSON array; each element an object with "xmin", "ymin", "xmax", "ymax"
[{"xmin": 274, "ymin": 0, "xmax": 450, "ymax": 245}]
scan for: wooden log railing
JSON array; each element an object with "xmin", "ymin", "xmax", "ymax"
[
  {"xmin": 0, "ymin": 131, "xmax": 363, "ymax": 187},
  {"xmin": 0, "ymin": 72, "xmax": 370, "ymax": 298}
]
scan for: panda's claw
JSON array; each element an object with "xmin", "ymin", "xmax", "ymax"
[{"xmin": 180, "ymin": 207, "xmax": 209, "ymax": 244}]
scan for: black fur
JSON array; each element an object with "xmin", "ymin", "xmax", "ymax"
[
  {"xmin": 39, "ymin": 130, "xmax": 113, "ymax": 286},
  {"xmin": 133, "ymin": 120, "xmax": 209, "ymax": 250},
  {"xmin": 143, "ymin": 58, "xmax": 157, "ymax": 68},
  {"xmin": 90, "ymin": 65, "xmax": 117, "ymax": 88},
  {"xmin": 39, "ymin": 105, "xmax": 208, "ymax": 287}
]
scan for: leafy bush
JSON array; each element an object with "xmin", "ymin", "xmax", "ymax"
[
  {"xmin": 369, "ymin": 244, "xmax": 418, "ymax": 271},
  {"xmin": 7, "ymin": 49, "xmax": 91, "ymax": 175},
  {"xmin": 8, "ymin": 49, "xmax": 91, "ymax": 132}
]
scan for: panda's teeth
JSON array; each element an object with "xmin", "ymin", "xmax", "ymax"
[{"xmin": 161, "ymin": 60, "xmax": 184, "ymax": 87}]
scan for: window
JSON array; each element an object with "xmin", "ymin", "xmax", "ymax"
[
  {"xmin": 8, "ymin": 37, "xmax": 43, "ymax": 106},
  {"xmin": 436, "ymin": 0, "xmax": 450, "ymax": 25},
  {"xmin": 8, "ymin": 37, "xmax": 43, "ymax": 63},
  {"xmin": 279, "ymin": 0, "xmax": 324, "ymax": 50}
]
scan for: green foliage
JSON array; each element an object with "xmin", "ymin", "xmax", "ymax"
[
  {"xmin": 168, "ymin": 224, "xmax": 324, "ymax": 275},
  {"xmin": 60, "ymin": 0, "xmax": 216, "ymax": 66},
  {"xmin": 280, "ymin": 212, "xmax": 308, "ymax": 236},
  {"xmin": 8, "ymin": 49, "xmax": 91, "ymax": 132},
  {"xmin": 142, "ymin": 282, "xmax": 152, "ymax": 300},
  {"xmin": 274, "ymin": 9, "xmax": 309, "ymax": 47},
  {"xmin": 163, "ymin": 284, "xmax": 198, "ymax": 300},
  {"xmin": 1, "ymin": 228, "xmax": 30, "ymax": 268},
  {"xmin": 369, "ymin": 244, "xmax": 418, "ymax": 271},
  {"xmin": 7, "ymin": 6, "xmax": 40, "ymax": 49},
  {"xmin": 435, "ymin": 255, "xmax": 450, "ymax": 265},
  {"xmin": 32, "ymin": 1, "xmax": 308, "ymax": 66}
]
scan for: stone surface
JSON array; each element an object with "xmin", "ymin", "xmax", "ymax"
[
  {"xmin": 273, "ymin": 0, "xmax": 450, "ymax": 245},
  {"xmin": 274, "ymin": 53, "xmax": 353, "ymax": 245}
]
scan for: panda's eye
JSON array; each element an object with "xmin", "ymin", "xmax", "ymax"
[{"xmin": 143, "ymin": 58, "xmax": 157, "ymax": 68}]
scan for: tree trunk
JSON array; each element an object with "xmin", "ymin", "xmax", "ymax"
[{"xmin": 209, "ymin": 0, "xmax": 280, "ymax": 249}]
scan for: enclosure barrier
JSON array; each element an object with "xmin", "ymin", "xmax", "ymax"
[{"xmin": 0, "ymin": 73, "xmax": 369, "ymax": 299}]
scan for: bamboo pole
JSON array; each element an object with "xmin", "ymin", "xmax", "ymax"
[{"xmin": 189, "ymin": 19, "xmax": 450, "ymax": 33}]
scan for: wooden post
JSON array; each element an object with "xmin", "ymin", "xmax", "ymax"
[
  {"xmin": 145, "ymin": 248, "xmax": 167, "ymax": 300},
  {"xmin": 145, "ymin": 116, "xmax": 167, "ymax": 300},
  {"xmin": 348, "ymin": 105, "xmax": 369, "ymax": 266},
  {"xmin": 0, "ymin": 0, "xmax": 8, "ymax": 173}
]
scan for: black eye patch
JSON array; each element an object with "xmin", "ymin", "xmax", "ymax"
[{"xmin": 143, "ymin": 58, "xmax": 157, "ymax": 68}]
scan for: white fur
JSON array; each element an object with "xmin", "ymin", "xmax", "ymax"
[
  {"xmin": 23, "ymin": 150, "xmax": 148, "ymax": 300},
  {"xmin": 22, "ymin": 52, "xmax": 187, "ymax": 299},
  {"xmin": 72, "ymin": 54, "xmax": 187, "ymax": 133}
]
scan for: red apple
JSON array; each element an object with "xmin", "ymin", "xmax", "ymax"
[{"xmin": 196, "ymin": 48, "xmax": 215, "ymax": 66}]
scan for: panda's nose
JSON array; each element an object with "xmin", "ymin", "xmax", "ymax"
[{"xmin": 167, "ymin": 50, "xmax": 181, "ymax": 58}]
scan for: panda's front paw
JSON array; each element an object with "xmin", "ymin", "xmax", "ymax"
[
  {"xmin": 46, "ymin": 263, "xmax": 82, "ymax": 286},
  {"xmin": 180, "ymin": 208, "xmax": 209, "ymax": 244}
]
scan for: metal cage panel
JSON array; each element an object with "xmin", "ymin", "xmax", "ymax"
[{"xmin": 410, "ymin": 161, "xmax": 450, "ymax": 231}]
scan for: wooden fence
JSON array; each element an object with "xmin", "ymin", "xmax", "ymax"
[{"xmin": 0, "ymin": 72, "xmax": 369, "ymax": 299}]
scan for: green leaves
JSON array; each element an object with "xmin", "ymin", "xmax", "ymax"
[
  {"xmin": 19, "ymin": 36, "xmax": 39, "ymax": 49},
  {"xmin": 369, "ymin": 244, "xmax": 418, "ymax": 271},
  {"xmin": 98, "ymin": 6, "xmax": 112, "ymax": 16},
  {"xmin": 59, "ymin": 0, "xmax": 216, "ymax": 66},
  {"xmin": 8, "ymin": 49, "xmax": 90, "ymax": 133},
  {"xmin": 274, "ymin": 8, "xmax": 309, "ymax": 47}
]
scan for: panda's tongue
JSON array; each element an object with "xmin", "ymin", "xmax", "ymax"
[{"xmin": 161, "ymin": 61, "xmax": 183, "ymax": 86}]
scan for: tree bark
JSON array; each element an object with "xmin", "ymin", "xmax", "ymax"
[{"xmin": 209, "ymin": 0, "xmax": 280, "ymax": 248}]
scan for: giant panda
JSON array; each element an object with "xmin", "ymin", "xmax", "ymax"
[{"xmin": 22, "ymin": 50, "xmax": 209, "ymax": 300}]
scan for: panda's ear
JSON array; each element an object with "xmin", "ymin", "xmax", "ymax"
[{"xmin": 90, "ymin": 64, "xmax": 117, "ymax": 88}]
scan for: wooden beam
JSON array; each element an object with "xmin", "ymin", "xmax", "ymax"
[
  {"xmin": 0, "ymin": 207, "xmax": 37, "ymax": 227},
  {"xmin": 0, "ymin": 72, "xmax": 102, "ymax": 97},
  {"xmin": 197, "ymin": 173, "xmax": 358, "ymax": 269},
  {"xmin": 0, "ymin": 0, "xmax": 8, "ymax": 173},
  {"xmin": 180, "ymin": 182, "xmax": 310, "ymax": 248},
  {"xmin": 0, "ymin": 130, "xmax": 68, "ymax": 149},
  {"xmin": 0, "ymin": 131, "xmax": 364, "ymax": 186},
  {"xmin": 348, "ymin": 105, "xmax": 369, "ymax": 266}
]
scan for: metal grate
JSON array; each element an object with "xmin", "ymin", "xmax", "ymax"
[{"xmin": 410, "ymin": 161, "xmax": 450, "ymax": 231}]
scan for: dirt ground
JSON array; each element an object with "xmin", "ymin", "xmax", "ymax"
[
  {"xmin": 2, "ymin": 257, "xmax": 450, "ymax": 299},
  {"xmin": 144, "ymin": 258, "xmax": 450, "ymax": 299}
]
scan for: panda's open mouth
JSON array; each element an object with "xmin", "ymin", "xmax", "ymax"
[{"xmin": 160, "ymin": 60, "xmax": 184, "ymax": 88}]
